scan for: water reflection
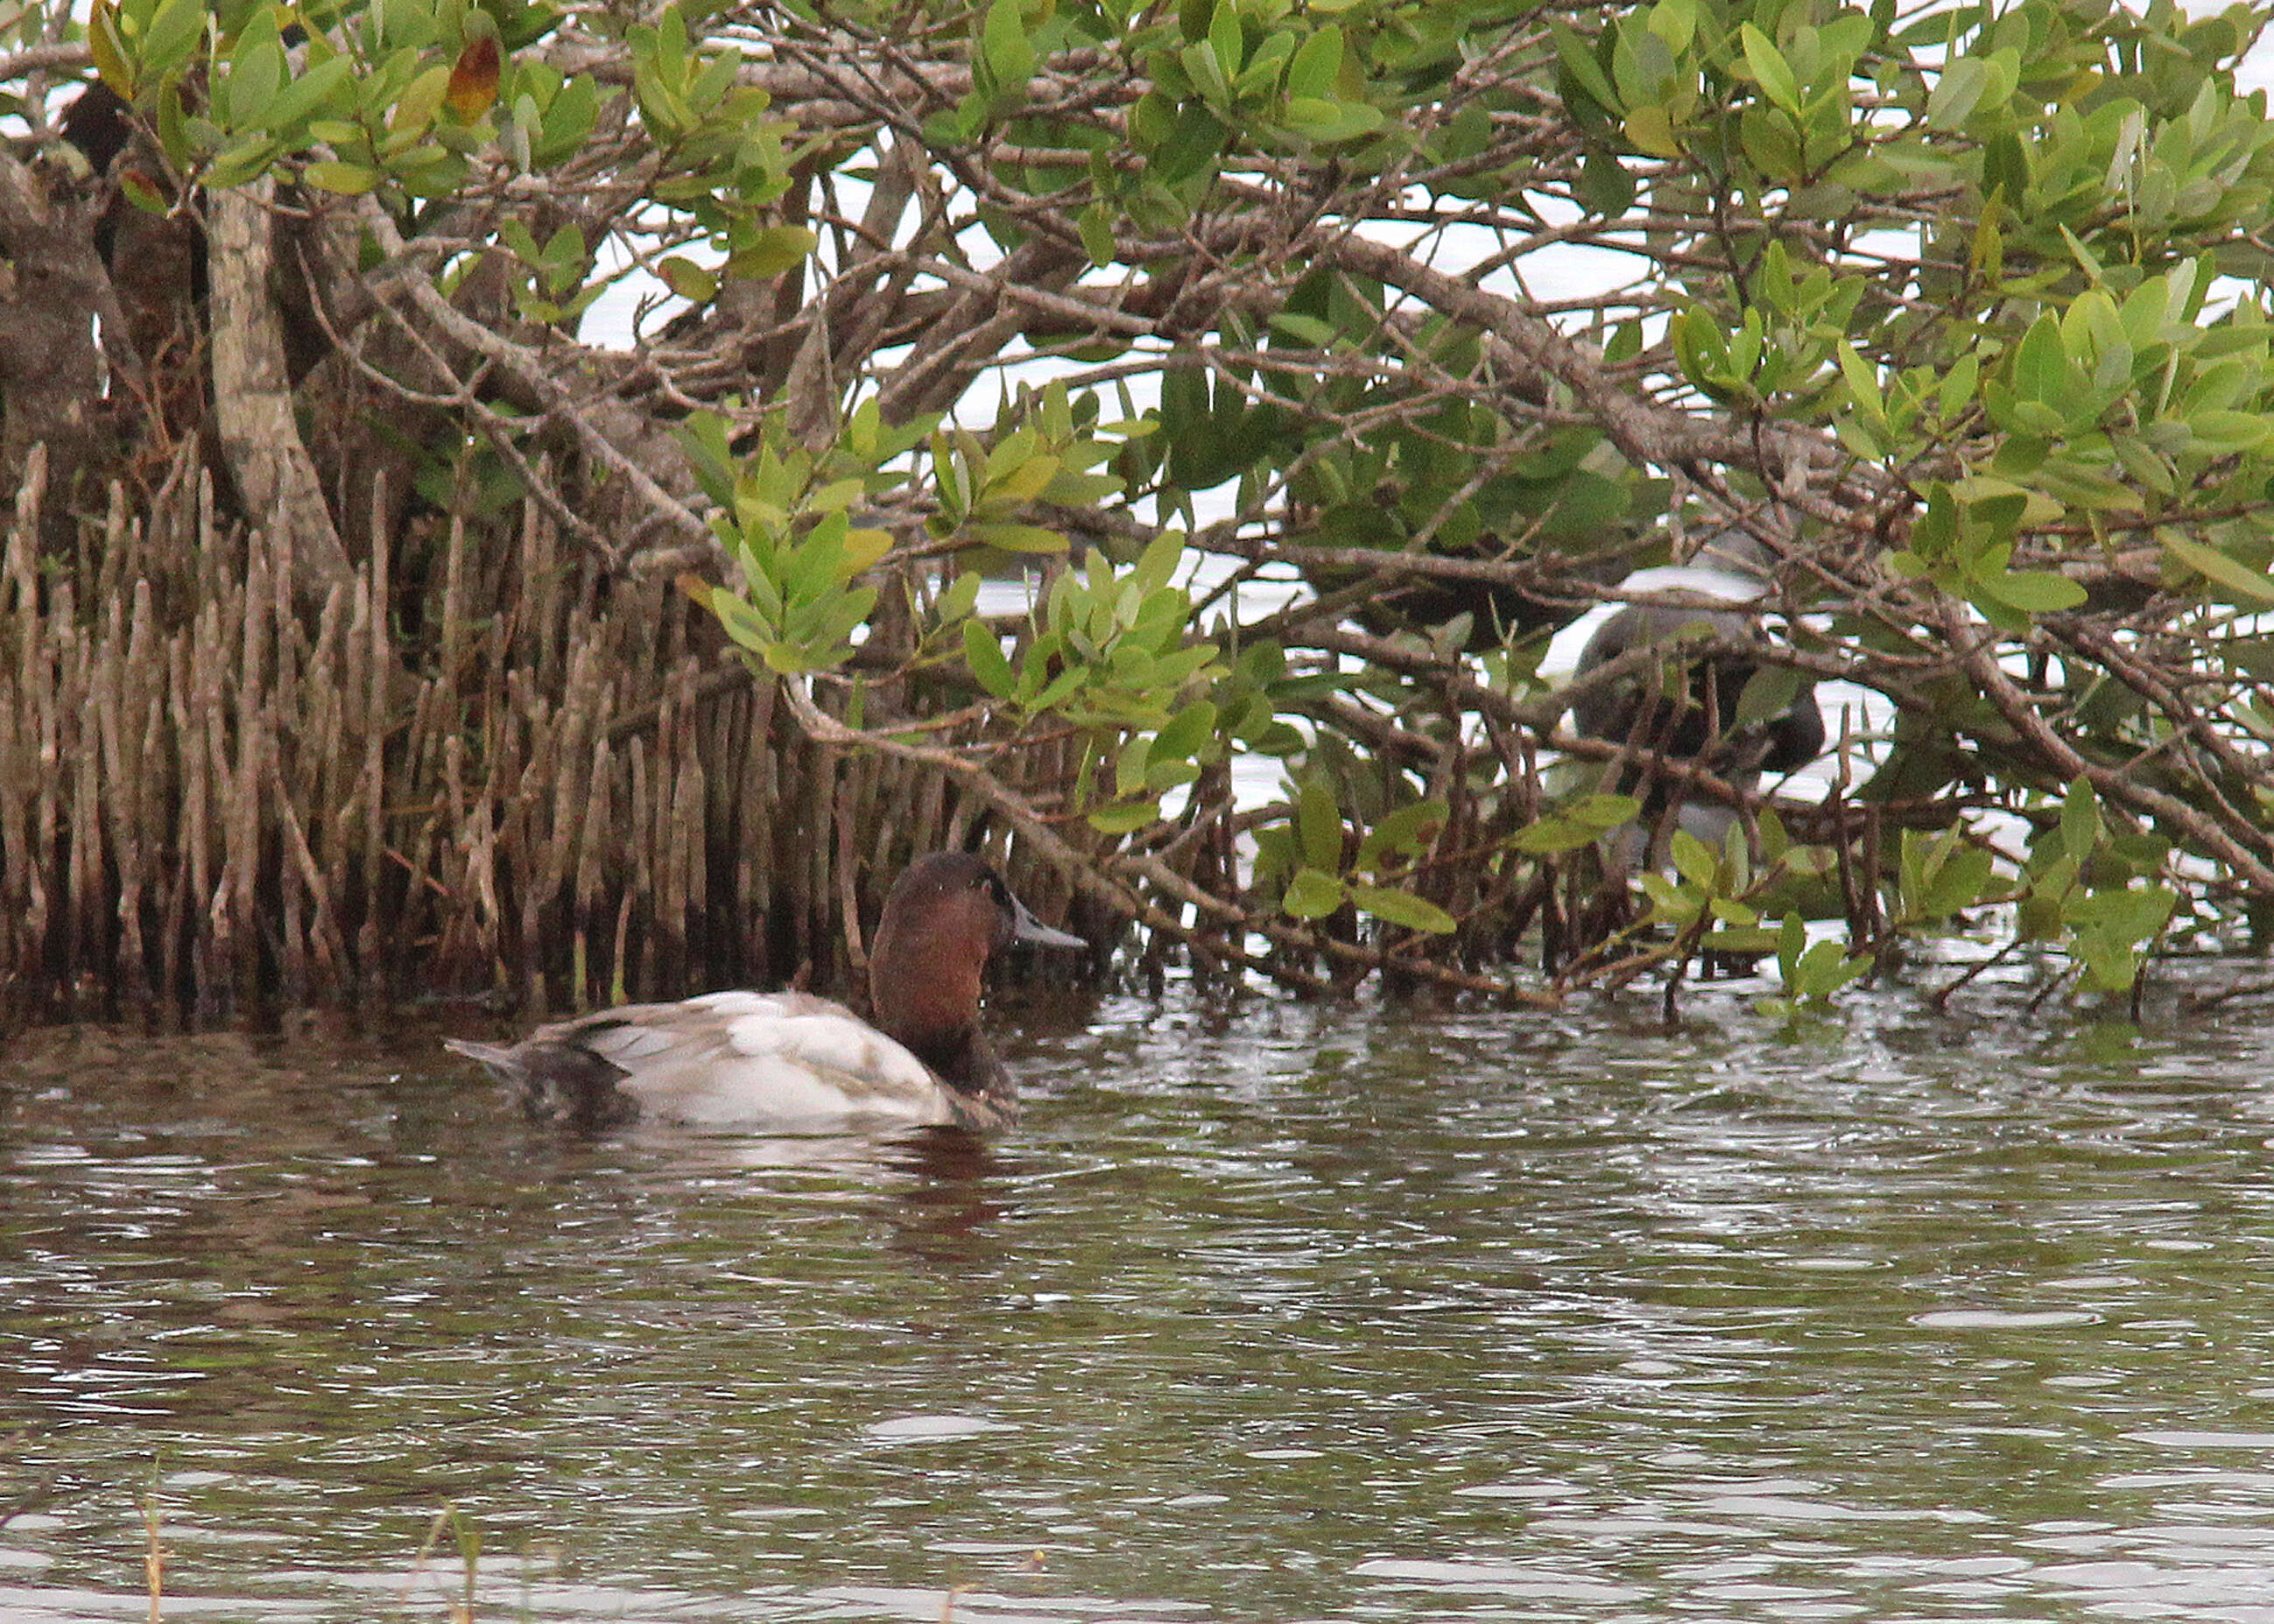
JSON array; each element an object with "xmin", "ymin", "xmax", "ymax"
[{"xmin": 5, "ymin": 986, "xmax": 2274, "ymax": 1619}]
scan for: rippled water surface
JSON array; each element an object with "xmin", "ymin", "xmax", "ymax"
[{"xmin": 9, "ymin": 981, "xmax": 2274, "ymax": 1622}]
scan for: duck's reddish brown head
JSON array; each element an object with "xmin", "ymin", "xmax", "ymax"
[{"xmin": 867, "ymin": 853, "xmax": 1084, "ymax": 1082}]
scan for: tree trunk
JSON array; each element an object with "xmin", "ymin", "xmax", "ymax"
[{"xmin": 208, "ymin": 177, "xmax": 356, "ymax": 611}]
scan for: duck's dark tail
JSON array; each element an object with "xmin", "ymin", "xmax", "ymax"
[
  {"xmin": 442, "ymin": 1037, "xmax": 524, "ymax": 1081},
  {"xmin": 443, "ymin": 1037, "xmax": 637, "ymax": 1129}
]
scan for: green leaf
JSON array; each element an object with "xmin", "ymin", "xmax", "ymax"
[
  {"xmin": 1285, "ymin": 24, "xmax": 1343, "ymax": 101},
  {"xmin": 1921, "ymin": 845, "xmax": 1994, "ymax": 919},
  {"xmin": 1283, "ymin": 867, "xmax": 1348, "ymax": 919},
  {"xmin": 658, "ymin": 256, "xmax": 717, "ymax": 303},
  {"xmin": 1150, "ymin": 700, "xmax": 1218, "ymax": 767},
  {"xmin": 2075, "ymin": 940, "xmax": 2138, "ymax": 993},
  {"xmin": 1348, "ymin": 883, "xmax": 1457, "ymax": 934},
  {"xmin": 1268, "ymin": 313, "xmax": 1337, "ymax": 346},
  {"xmin": 794, "ymin": 585, "xmax": 877, "ymax": 664},
  {"xmin": 1296, "ymin": 778, "xmax": 1342, "ymax": 871},
  {"xmin": 257, "ymin": 56, "xmax": 356, "ymax": 135},
  {"xmin": 1088, "ymin": 799, "xmax": 1161, "ymax": 834},
  {"xmin": 2160, "ymin": 530, "xmax": 2274, "ymax": 605},
  {"xmin": 139, "ymin": 0, "xmax": 208, "ymax": 81},
  {"xmin": 1510, "ymin": 818, "xmax": 1596, "ymax": 856},
  {"xmin": 391, "ymin": 66, "xmax": 454, "ymax": 143},
  {"xmin": 89, "ymin": 0, "xmax": 135, "ymax": 97},
  {"xmin": 1357, "ymin": 799, "xmax": 1448, "ymax": 868},
  {"xmin": 727, "ymin": 227, "xmax": 818, "ymax": 278},
  {"xmin": 1638, "ymin": 872, "xmax": 1696, "ymax": 922},
  {"xmin": 1582, "ymin": 150, "xmax": 1637, "ymax": 214},
  {"xmin": 2059, "ymin": 777, "xmax": 2101, "ymax": 861},
  {"xmin": 1669, "ymin": 829, "xmax": 1719, "ymax": 889},
  {"xmin": 1835, "ymin": 343, "xmax": 1890, "ymax": 430},
  {"xmin": 1740, "ymin": 24, "xmax": 1802, "ymax": 116},
  {"xmin": 1552, "ymin": 21, "xmax": 1621, "ymax": 114},
  {"xmin": 2010, "ymin": 313, "xmax": 2067, "ymax": 404},
  {"xmin": 1181, "ymin": 40, "xmax": 1232, "ymax": 105},
  {"xmin": 987, "ymin": 449, "xmax": 1061, "ymax": 504},
  {"xmin": 969, "ymin": 522, "xmax": 1071, "ymax": 554},
  {"xmin": 535, "ymin": 74, "xmax": 600, "ymax": 165},
  {"xmin": 1209, "ymin": 0, "xmax": 1245, "ymax": 81},
  {"xmin": 540, "ymin": 224, "xmax": 587, "ymax": 277},
  {"xmin": 1926, "ymin": 53, "xmax": 1990, "ymax": 130},
  {"xmin": 1283, "ymin": 96, "xmax": 1383, "ymax": 143},
  {"xmin": 1799, "ymin": 942, "xmax": 1871, "ymax": 998},
  {"xmin": 206, "ymin": 137, "xmax": 284, "ymax": 190},
  {"xmin": 1077, "ymin": 202, "xmax": 1117, "ymax": 267},
  {"xmin": 1981, "ymin": 568, "xmax": 2087, "ymax": 612},
  {"xmin": 708, "ymin": 588, "xmax": 779, "ymax": 654},
  {"xmin": 1777, "ymin": 911, "xmax": 1807, "ymax": 981},
  {"xmin": 2187, "ymin": 410, "xmax": 2273, "ymax": 454},
  {"xmin": 224, "ymin": 31, "xmax": 285, "ymax": 129},
  {"xmin": 1511, "ymin": 793, "xmax": 1641, "ymax": 854},
  {"xmin": 2072, "ymin": 883, "xmax": 2177, "ymax": 945},
  {"xmin": 933, "ymin": 567, "xmax": 982, "ymax": 627},
  {"xmin": 1572, "ymin": 792, "xmax": 1642, "ymax": 831},
  {"xmin": 841, "ymin": 527, "xmax": 892, "ymax": 576},
  {"xmin": 982, "ymin": 0, "xmax": 1035, "ymax": 98},
  {"xmin": 1130, "ymin": 527, "xmax": 1189, "ymax": 598},
  {"xmin": 1735, "ymin": 664, "xmax": 1805, "ymax": 730}
]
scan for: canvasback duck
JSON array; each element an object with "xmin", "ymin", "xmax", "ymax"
[{"xmin": 445, "ymin": 853, "xmax": 1085, "ymax": 1132}]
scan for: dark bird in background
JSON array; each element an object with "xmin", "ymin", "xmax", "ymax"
[{"xmin": 1566, "ymin": 541, "xmax": 1825, "ymax": 868}]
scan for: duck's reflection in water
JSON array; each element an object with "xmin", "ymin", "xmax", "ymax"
[
  {"xmin": 608, "ymin": 1118, "xmax": 1019, "ymax": 1259},
  {"xmin": 883, "ymin": 1124, "xmax": 1017, "ymax": 1259}
]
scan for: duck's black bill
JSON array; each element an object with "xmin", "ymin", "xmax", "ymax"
[{"xmin": 1008, "ymin": 895, "xmax": 1085, "ymax": 950}]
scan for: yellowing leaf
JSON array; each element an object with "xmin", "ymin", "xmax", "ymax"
[
  {"xmin": 1623, "ymin": 104, "xmax": 1682, "ymax": 158},
  {"xmin": 302, "ymin": 159, "xmax": 378, "ymax": 194},
  {"xmin": 444, "ymin": 33, "xmax": 501, "ymax": 123},
  {"xmin": 89, "ymin": 0, "xmax": 135, "ymax": 96},
  {"xmin": 841, "ymin": 528, "xmax": 893, "ymax": 573}
]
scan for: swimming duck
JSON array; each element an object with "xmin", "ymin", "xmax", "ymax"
[{"xmin": 445, "ymin": 853, "xmax": 1085, "ymax": 1132}]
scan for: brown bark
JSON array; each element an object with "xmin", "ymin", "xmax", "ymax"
[
  {"xmin": 0, "ymin": 149, "xmax": 111, "ymax": 552},
  {"xmin": 207, "ymin": 178, "xmax": 356, "ymax": 608}
]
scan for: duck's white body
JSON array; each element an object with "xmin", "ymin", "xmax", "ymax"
[
  {"xmin": 447, "ymin": 988, "xmax": 975, "ymax": 1131},
  {"xmin": 572, "ymin": 990, "xmax": 958, "ymax": 1128}
]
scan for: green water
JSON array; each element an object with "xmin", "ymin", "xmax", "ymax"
[{"xmin": 6, "ymin": 982, "xmax": 2274, "ymax": 1621}]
